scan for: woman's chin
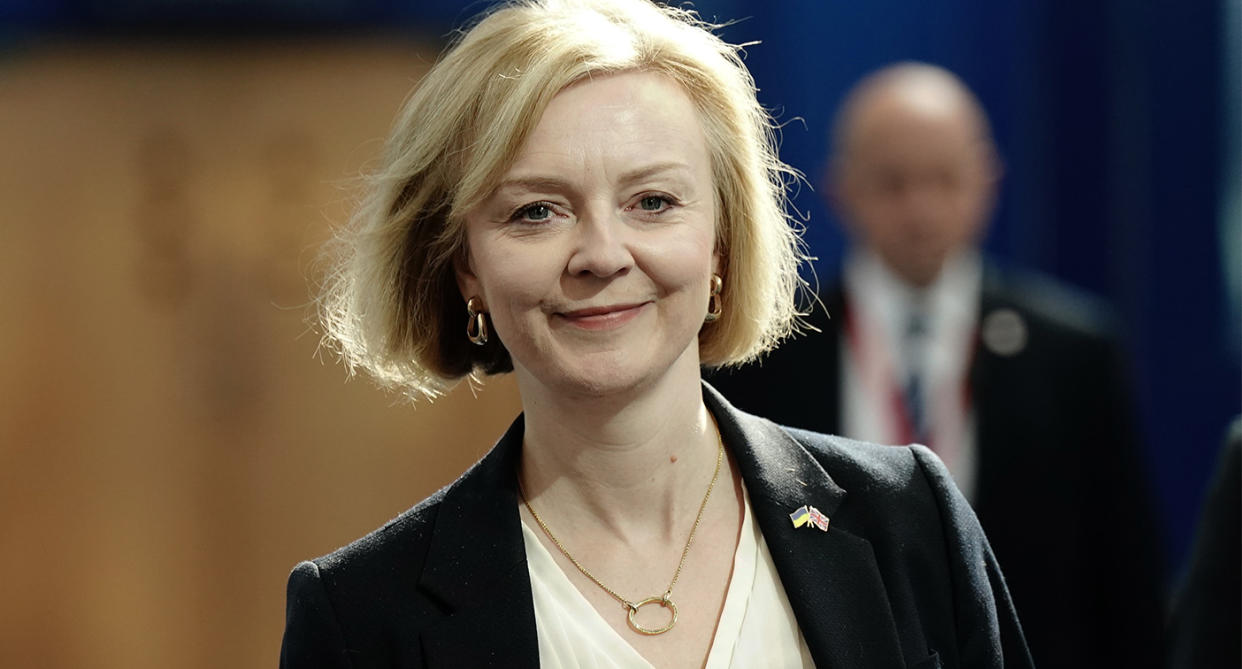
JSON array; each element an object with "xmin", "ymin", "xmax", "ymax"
[
  {"xmin": 552, "ymin": 367, "xmax": 648, "ymax": 399},
  {"xmin": 516, "ymin": 357, "xmax": 656, "ymax": 401},
  {"xmin": 513, "ymin": 337, "xmax": 701, "ymax": 401}
]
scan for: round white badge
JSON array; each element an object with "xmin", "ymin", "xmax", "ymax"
[{"xmin": 981, "ymin": 308, "xmax": 1028, "ymax": 357}]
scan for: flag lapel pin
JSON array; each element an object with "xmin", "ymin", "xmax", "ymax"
[{"xmin": 789, "ymin": 505, "xmax": 829, "ymax": 532}]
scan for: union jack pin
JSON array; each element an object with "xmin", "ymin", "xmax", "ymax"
[{"xmin": 789, "ymin": 505, "xmax": 829, "ymax": 532}]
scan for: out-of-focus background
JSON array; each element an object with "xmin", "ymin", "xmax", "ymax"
[{"xmin": 0, "ymin": 0, "xmax": 1236, "ymax": 667}]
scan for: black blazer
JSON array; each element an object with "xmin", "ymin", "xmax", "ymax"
[
  {"xmin": 281, "ymin": 384, "xmax": 1033, "ymax": 669},
  {"xmin": 708, "ymin": 268, "xmax": 1166, "ymax": 669}
]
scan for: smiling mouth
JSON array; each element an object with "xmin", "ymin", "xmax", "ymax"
[{"xmin": 556, "ymin": 302, "xmax": 650, "ymax": 330}]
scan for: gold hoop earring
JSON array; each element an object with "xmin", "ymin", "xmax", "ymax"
[
  {"xmin": 704, "ymin": 274, "xmax": 723, "ymax": 322},
  {"xmin": 466, "ymin": 297, "xmax": 489, "ymax": 346}
]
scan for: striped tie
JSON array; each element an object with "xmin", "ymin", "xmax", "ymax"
[{"xmin": 903, "ymin": 309, "xmax": 929, "ymax": 442}]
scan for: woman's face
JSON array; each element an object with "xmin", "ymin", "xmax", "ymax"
[{"xmin": 457, "ymin": 70, "xmax": 719, "ymax": 398}]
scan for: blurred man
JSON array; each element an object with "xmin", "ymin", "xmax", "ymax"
[{"xmin": 709, "ymin": 63, "xmax": 1166, "ymax": 668}]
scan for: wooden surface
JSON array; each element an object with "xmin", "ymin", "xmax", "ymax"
[{"xmin": 0, "ymin": 36, "xmax": 522, "ymax": 668}]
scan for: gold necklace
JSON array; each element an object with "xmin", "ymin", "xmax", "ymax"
[{"xmin": 520, "ymin": 425, "xmax": 725, "ymax": 636}]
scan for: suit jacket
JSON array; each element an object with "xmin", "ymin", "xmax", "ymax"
[
  {"xmin": 1167, "ymin": 417, "xmax": 1241, "ymax": 669},
  {"xmin": 708, "ymin": 267, "xmax": 1166, "ymax": 669},
  {"xmin": 281, "ymin": 384, "xmax": 1034, "ymax": 669}
]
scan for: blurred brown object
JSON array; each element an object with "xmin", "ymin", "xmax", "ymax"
[{"xmin": 0, "ymin": 37, "xmax": 520, "ymax": 668}]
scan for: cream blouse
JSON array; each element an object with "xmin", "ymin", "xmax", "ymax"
[{"xmin": 520, "ymin": 485, "xmax": 816, "ymax": 668}]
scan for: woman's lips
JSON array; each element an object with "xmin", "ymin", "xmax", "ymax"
[{"xmin": 556, "ymin": 302, "xmax": 649, "ymax": 330}]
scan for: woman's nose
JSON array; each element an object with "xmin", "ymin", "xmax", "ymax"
[{"xmin": 565, "ymin": 208, "xmax": 634, "ymax": 278}]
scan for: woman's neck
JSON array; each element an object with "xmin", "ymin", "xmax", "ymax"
[{"xmin": 515, "ymin": 355, "xmax": 721, "ymax": 542}]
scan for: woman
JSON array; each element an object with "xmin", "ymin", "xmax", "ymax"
[{"xmin": 281, "ymin": 1, "xmax": 1033, "ymax": 667}]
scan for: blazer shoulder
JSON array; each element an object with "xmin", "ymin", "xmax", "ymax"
[
  {"xmin": 780, "ymin": 427, "xmax": 935, "ymax": 499},
  {"xmin": 775, "ymin": 427, "xmax": 973, "ymax": 539},
  {"xmin": 311, "ymin": 484, "xmax": 448, "ymax": 577},
  {"xmin": 984, "ymin": 266, "xmax": 1120, "ymax": 342},
  {"xmin": 282, "ymin": 418, "xmax": 530, "ymax": 667},
  {"xmin": 308, "ymin": 416, "xmax": 521, "ymax": 573},
  {"xmin": 281, "ymin": 487, "xmax": 450, "ymax": 668}
]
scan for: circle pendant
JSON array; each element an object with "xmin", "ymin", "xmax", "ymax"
[{"xmin": 626, "ymin": 595, "xmax": 678, "ymax": 635}]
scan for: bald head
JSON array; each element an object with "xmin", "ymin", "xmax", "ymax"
[{"xmin": 829, "ymin": 63, "xmax": 1000, "ymax": 286}]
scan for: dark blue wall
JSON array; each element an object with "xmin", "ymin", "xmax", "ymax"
[
  {"xmin": 6, "ymin": 0, "xmax": 1236, "ymax": 578},
  {"xmin": 700, "ymin": 0, "xmax": 1240, "ymax": 580}
]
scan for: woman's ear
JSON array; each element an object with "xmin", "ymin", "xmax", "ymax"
[{"xmin": 454, "ymin": 246, "xmax": 481, "ymax": 303}]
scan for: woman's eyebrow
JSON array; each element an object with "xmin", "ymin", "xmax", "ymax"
[
  {"xmin": 493, "ymin": 161, "xmax": 695, "ymax": 199},
  {"xmin": 493, "ymin": 176, "xmax": 573, "ymax": 195},
  {"xmin": 617, "ymin": 161, "xmax": 694, "ymax": 187}
]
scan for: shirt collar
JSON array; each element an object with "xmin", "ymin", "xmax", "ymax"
[{"xmin": 844, "ymin": 246, "xmax": 982, "ymax": 343}]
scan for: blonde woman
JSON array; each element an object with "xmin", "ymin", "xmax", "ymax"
[{"xmin": 280, "ymin": 1, "xmax": 1033, "ymax": 667}]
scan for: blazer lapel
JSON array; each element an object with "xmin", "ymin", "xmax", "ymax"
[
  {"xmin": 418, "ymin": 416, "xmax": 541, "ymax": 669},
  {"xmin": 705, "ymin": 384, "xmax": 907, "ymax": 669}
]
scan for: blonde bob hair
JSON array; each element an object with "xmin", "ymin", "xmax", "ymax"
[{"xmin": 319, "ymin": 0, "xmax": 805, "ymax": 400}]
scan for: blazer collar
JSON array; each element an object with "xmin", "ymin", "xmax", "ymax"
[
  {"xmin": 705, "ymin": 383, "xmax": 907, "ymax": 669},
  {"xmin": 417, "ymin": 415, "xmax": 541, "ymax": 669},
  {"xmin": 417, "ymin": 386, "xmax": 906, "ymax": 669}
]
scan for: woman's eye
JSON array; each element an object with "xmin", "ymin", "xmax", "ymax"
[
  {"xmin": 640, "ymin": 196, "xmax": 664, "ymax": 210},
  {"xmin": 512, "ymin": 202, "xmax": 554, "ymax": 223},
  {"xmin": 635, "ymin": 195, "xmax": 673, "ymax": 213}
]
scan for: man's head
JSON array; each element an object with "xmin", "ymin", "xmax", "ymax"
[{"xmin": 829, "ymin": 63, "xmax": 1001, "ymax": 286}]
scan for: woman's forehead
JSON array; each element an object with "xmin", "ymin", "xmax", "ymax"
[{"xmin": 499, "ymin": 71, "xmax": 710, "ymax": 184}]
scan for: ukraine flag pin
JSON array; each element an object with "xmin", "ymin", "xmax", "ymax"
[{"xmin": 789, "ymin": 505, "xmax": 830, "ymax": 531}]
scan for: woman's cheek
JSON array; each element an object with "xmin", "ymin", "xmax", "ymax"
[{"xmin": 638, "ymin": 235, "xmax": 715, "ymax": 287}]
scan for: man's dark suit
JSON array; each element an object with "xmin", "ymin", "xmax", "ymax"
[
  {"xmin": 1168, "ymin": 418, "xmax": 1241, "ymax": 669},
  {"xmin": 708, "ymin": 268, "xmax": 1166, "ymax": 669},
  {"xmin": 281, "ymin": 384, "xmax": 1034, "ymax": 668}
]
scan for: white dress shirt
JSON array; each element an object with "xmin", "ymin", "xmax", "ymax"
[
  {"xmin": 840, "ymin": 248, "xmax": 981, "ymax": 500},
  {"xmin": 521, "ymin": 484, "xmax": 815, "ymax": 668}
]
